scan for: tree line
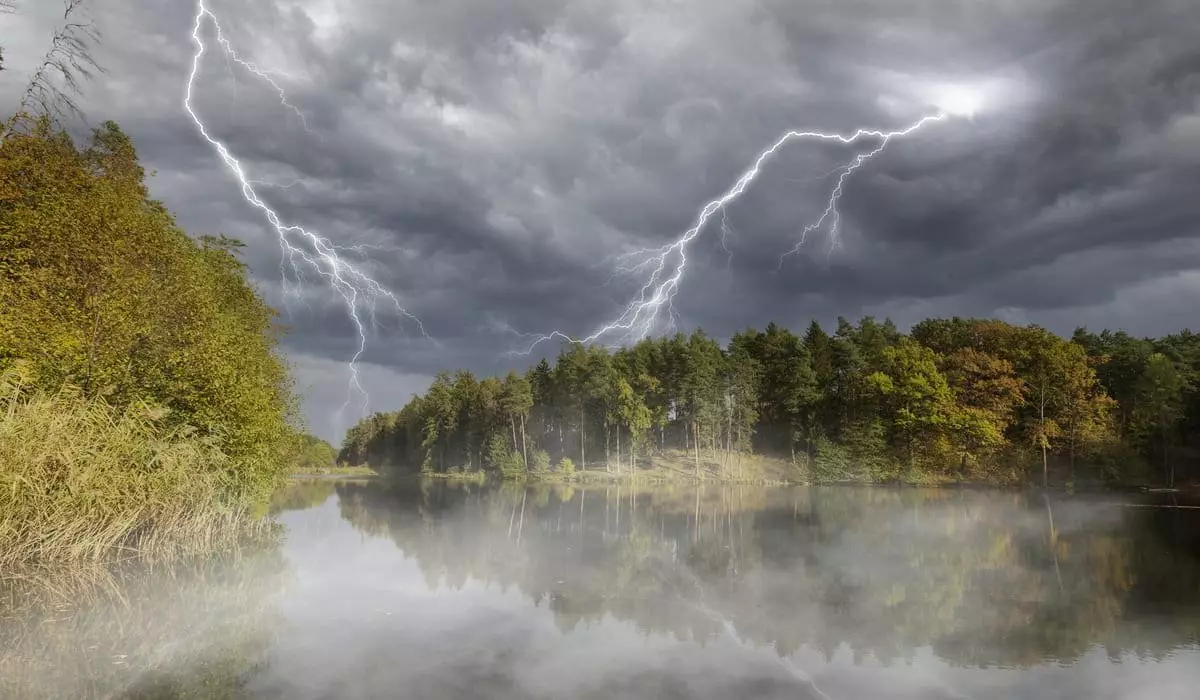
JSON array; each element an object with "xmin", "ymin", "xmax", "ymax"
[{"xmin": 340, "ymin": 318, "xmax": 1200, "ymax": 487}]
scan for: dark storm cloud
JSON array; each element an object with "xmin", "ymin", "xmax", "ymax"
[{"xmin": 2, "ymin": 0, "xmax": 1199, "ymax": 440}]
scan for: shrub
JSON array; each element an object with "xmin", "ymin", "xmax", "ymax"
[
  {"xmin": 557, "ymin": 457, "xmax": 576, "ymax": 477},
  {"xmin": 487, "ymin": 433, "xmax": 525, "ymax": 479}
]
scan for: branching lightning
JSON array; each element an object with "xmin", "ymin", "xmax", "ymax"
[
  {"xmin": 519, "ymin": 110, "xmax": 960, "ymax": 354},
  {"xmin": 185, "ymin": 0, "xmax": 428, "ymax": 421},
  {"xmin": 774, "ymin": 116, "xmax": 943, "ymax": 268}
]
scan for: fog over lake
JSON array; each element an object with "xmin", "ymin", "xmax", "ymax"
[{"xmin": 5, "ymin": 481, "xmax": 1200, "ymax": 699}]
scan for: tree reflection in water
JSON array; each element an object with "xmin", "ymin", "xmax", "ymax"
[
  {"xmin": 4, "ymin": 481, "xmax": 1196, "ymax": 699},
  {"xmin": 334, "ymin": 481, "xmax": 1200, "ymax": 671}
]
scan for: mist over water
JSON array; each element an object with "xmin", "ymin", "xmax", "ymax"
[{"xmin": 4, "ymin": 481, "xmax": 1200, "ymax": 699}]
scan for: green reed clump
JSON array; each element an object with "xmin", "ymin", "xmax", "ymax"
[{"xmin": 0, "ymin": 372, "xmax": 264, "ymax": 567}]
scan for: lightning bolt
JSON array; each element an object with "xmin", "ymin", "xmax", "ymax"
[
  {"xmin": 773, "ymin": 116, "xmax": 942, "ymax": 268},
  {"xmin": 185, "ymin": 0, "xmax": 428, "ymax": 424},
  {"xmin": 519, "ymin": 111, "xmax": 951, "ymax": 354}
]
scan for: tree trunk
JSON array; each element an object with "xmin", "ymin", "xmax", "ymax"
[
  {"xmin": 520, "ymin": 413, "xmax": 528, "ymax": 470},
  {"xmin": 1163, "ymin": 417, "xmax": 1172, "ymax": 487},
  {"xmin": 727, "ymin": 401, "xmax": 733, "ymax": 469},
  {"xmin": 605, "ymin": 422, "xmax": 611, "ymax": 473},
  {"xmin": 710, "ymin": 420, "xmax": 716, "ymax": 473},
  {"xmin": 580, "ymin": 403, "xmax": 586, "ymax": 470},
  {"xmin": 1040, "ymin": 380, "xmax": 1049, "ymax": 489},
  {"xmin": 616, "ymin": 425, "xmax": 621, "ymax": 476},
  {"xmin": 1068, "ymin": 414, "xmax": 1076, "ymax": 481},
  {"xmin": 693, "ymin": 421, "xmax": 701, "ymax": 477}
]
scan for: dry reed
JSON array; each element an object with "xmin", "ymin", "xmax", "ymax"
[{"xmin": 0, "ymin": 371, "xmax": 268, "ymax": 569}]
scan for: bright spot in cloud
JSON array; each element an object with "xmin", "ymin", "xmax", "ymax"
[{"xmin": 934, "ymin": 85, "xmax": 986, "ymax": 117}]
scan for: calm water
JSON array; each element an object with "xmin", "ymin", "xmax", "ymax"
[{"xmin": 4, "ymin": 481, "xmax": 1200, "ymax": 699}]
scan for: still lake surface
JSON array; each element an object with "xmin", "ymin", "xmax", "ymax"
[{"xmin": 4, "ymin": 480, "xmax": 1200, "ymax": 699}]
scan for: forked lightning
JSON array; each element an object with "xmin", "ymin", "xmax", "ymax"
[
  {"xmin": 519, "ymin": 108, "xmax": 970, "ymax": 354},
  {"xmin": 184, "ymin": 0, "xmax": 427, "ymax": 421}
]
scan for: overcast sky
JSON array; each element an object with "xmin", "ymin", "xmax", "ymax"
[{"xmin": 2, "ymin": 0, "xmax": 1198, "ymax": 442}]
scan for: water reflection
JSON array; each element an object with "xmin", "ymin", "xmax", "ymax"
[
  {"xmin": 1, "ymin": 541, "xmax": 286, "ymax": 699},
  {"xmin": 336, "ymin": 484, "xmax": 1200, "ymax": 659},
  {"xmin": 3, "ymin": 481, "xmax": 1199, "ymax": 699}
]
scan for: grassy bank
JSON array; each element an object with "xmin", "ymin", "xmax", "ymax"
[
  {"xmin": 0, "ymin": 373, "xmax": 274, "ymax": 569},
  {"xmin": 516, "ymin": 451, "xmax": 801, "ymax": 486},
  {"xmin": 290, "ymin": 464, "xmax": 378, "ymax": 478},
  {"xmin": 371, "ymin": 447, "xmax": 1121, "ymax": 489}
]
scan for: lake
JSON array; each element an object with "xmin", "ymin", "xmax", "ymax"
[{"xmin": 4, "ymin": 480, "xmax": 1200, "ymax": 699}]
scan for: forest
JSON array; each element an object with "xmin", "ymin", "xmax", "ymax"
[{"xmin": 340, "ymin": 319, "xmax": 1200, "ymax": 488}]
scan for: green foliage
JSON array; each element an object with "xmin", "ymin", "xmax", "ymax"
[
  {"xmin": 557, "ymin": 457, "xmax": 576, "ymax": 476},
  {"xmin": 292, "ymin": 433, "xmax": 337, "ymax": 473},
  {"xmin": 531, "ymin": 449, "xmax": 551, "ymax": 474},
  {"xmin": 1130, "ymin": 352, "xmax": 1189, "ymax": 485},
  {"xmin": 0, "ymin": 118, "xmax": 299, "ymax": 563},
  {"xmin": 341, "ymin": 315, "xmax": 1200, "ymax": 487},
  {"xmin": 0, "ymin": 118, "xmax": 297, "ymax": 504},
  {"xmin": 269, "ymin": 480, "xmax": 337, "ymax": 514},
  {"xmin": 487, "ymin": 432, "xmax": 524, "ymax": 479}
]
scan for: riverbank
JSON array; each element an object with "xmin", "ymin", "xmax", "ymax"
[
  {"xmin": 289, "ymin": 465, "xmax": 379, "ymax": 479},
  {"xmin": 359, "ymin": 447, "xmax": 1191, "ymax": 491}
]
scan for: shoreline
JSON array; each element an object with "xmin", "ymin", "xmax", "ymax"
[{"xmin": 365, "ymin": 465, "xmax": 1199, "ymax": 495}]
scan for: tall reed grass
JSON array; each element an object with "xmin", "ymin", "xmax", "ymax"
[{"xmin": 0, "ymin": 371, "xmax": 267, "ymax": 568}]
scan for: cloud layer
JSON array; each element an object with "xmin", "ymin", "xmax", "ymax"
[{"xmin": 2, "ymin": 0, "xmax": 1198, "ymax": 440}]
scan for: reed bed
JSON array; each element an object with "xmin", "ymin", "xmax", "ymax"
[{"xmin": 0, "ymin": 373, "xmax": 268, "ymax": 568}]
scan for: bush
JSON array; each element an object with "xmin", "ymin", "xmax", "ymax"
[
  {"xmin": 531, "ymin": 450, "xmax": 551, "ymax": 474},
  {"xmin": 557, "ymin": 457, "xmax": 576, "ymax": 477},
  {"xmin": 487, "ymin": 433, "xmax": 525, "ymax": 479}
]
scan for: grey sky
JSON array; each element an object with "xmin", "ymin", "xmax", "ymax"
[{"xmin": 2, "ymin": 0, "xmax": 1198, "ymax": 442}]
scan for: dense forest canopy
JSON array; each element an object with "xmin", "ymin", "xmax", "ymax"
[{"xmin": 341, "ymin": 319, "xmax": 1200, "ymax": 487}]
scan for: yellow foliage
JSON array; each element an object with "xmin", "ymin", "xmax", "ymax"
[{"xmin": 0, "ymin": 116, "xmax": 297, "ymax": 499}]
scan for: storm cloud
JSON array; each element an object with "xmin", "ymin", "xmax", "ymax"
[{"xmin": 2, "ymin": 0, "xmax": 1198, "ymax": 440}]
